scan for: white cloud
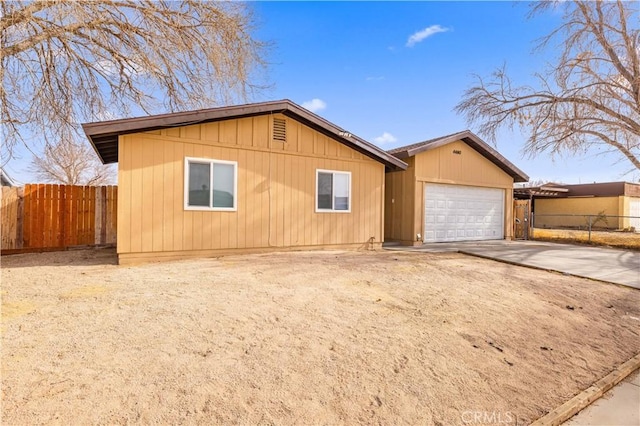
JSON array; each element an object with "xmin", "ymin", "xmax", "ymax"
[
  {"xmin": 374, "ymin": 132, "xmax": 397, "ymax": 145},
  {"xmin": 406, "ymin": 25, "xmax": 450, "ymax": 47},
  {"xmin": 301, "ymin": 98, "xmax": 327, "ymax": 113}
]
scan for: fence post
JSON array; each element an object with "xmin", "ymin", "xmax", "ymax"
[
  {"xmin": 588, "ymin": 215, "xmax": 592, "ymax": 242},
  {"xmin": 16, "ymin": 187, "xmax": 24, "ymax": 249},
  {"xmin": 530, "ymin": 212, "xmax": 534, "ymax": 240}
]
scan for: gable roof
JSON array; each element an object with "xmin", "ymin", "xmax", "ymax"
[
  {"xmin": 82, "ymin": 100, "xmax": 407, "ymax": 171},
  {"xmin": 388, "ymin": 130, "xmax": 529, "ymax": 182}
]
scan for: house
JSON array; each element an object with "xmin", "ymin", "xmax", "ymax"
[
  {"xmin": 384, "ymin": 130, "xmax": 529, "ymax": 245},
  {"xmin": 83, "ymin": 100, "xmax": 407, "ymax": 264},
  {"xmin": 514, "ymin": 181, "xmax": 640, "ymax": 231}
]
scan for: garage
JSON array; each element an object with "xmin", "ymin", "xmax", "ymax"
[
  {"xmin": 384, "ymin": 130, "xmax": 529, "ymax": 246},
  {"xmin": 424, "ymin": 183, "xmax": 504, "ymax": 242}
]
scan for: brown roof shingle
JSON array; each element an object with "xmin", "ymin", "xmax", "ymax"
[{"xmin": 387, "ymin": 131, "xmax": 469, "ymax": 155}]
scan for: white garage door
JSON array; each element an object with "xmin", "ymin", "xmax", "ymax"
[{"xmin": 424, "ymin": 183, "xmax": 504, "ymax": 243}]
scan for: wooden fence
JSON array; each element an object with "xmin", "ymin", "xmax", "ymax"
[{"xmin": 1, "ymin": 184, "xmax": 117, "ymax": 252}]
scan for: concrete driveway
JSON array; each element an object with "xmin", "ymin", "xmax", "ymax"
[{"xmin": 385, "ymin": 240, "xmax": 640, "ymax": 289}]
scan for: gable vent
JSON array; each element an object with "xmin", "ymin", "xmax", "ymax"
[{"xmin": 273, "ymin": 118, "xmax": 286, "ymax": 142}]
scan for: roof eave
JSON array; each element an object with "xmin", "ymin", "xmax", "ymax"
[
  {"xmin": 82, "ymin": 100, "xmax": 407, "ymax": 170},
  {"xmin": 82, "ymin": 100, "xmax": 290, "ymax": 137},
  {"xmin": 280, "ymin": 105, "xmax": 407, "ymax": 170},
  {"xmin": 390, "ymin": 151, "xmax": 409, "ymax": 160}
]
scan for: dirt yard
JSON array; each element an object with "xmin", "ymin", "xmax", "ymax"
[
  {"xmin": 533, "ymin": 228, "xmax": 640, "ymax": 250},
  {"xmin": 2, "ymin": 248, "xmax": 639, "ymax": 425}
]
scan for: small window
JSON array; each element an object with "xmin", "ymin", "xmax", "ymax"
[
  {"xmin": 316, "ymin": 169, "xmax": 351, "ymax": 212},
  {"xmin": 184, "ymin": 157, "xmax": 237, "ymax": 211}
]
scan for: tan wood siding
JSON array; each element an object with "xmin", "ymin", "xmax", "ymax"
[
  {"xmin": 413, "ymin": 140, "xmax": 513, "ymax": 187},
  {"xmin": 534, "ymin": 196, "xmax": 625, "ymax": 229},
  {"xmin": 384, "ymin": 158, "xmax": 417, "ymax": 244},
  {"xmin": 118, "ymin": 114, "xmax": 384, "ymax": 261}
]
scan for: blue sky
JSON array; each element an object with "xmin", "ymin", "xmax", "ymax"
[
  {"xmin": 251, "ymin": 1, "xmax": 638, "ymax": 184},
  {"xmin": 4, "ymin": 1, "xmax": 638, "ymax": 184}
]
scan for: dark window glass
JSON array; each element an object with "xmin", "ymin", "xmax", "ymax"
[
  {"xmin": 317, "ymin": 172, "xmax": 333, "ymax": 209},
  {"xmin": 188, "ymin": 162, "xmax": 210, "ymax": 207}
]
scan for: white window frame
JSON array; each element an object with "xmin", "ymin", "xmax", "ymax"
[
  {"xmin": 184, "ymin": 157, "xmax": 238, "ymax": 211},
  {"xmin": 315, "ymin": 169, "xmax": 351, "ymax": 213}
]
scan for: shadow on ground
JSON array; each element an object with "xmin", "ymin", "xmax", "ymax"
[{"xmin": 1, "ymin": 247, "xmax": 118, "ymax": 268}]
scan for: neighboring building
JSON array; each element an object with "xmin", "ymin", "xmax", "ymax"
[
  {"xmin": 1, "ymin": 168, "xmax": 15, "ymax": 187},
  {"xmin": 385, "ymin": 130, "xmax": 528, "ymax": 245},
  {"xmin": 83, "ymin": 100, "xmax": 407, "ymax": 264},
  {"xmin": 514, "ymin": 182, "xmax": 640, "ymax": 231}
]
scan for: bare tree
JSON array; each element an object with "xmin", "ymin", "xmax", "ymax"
[
  {"xmin": 1, "ymin": 0, "xmax": 267, "ymax": 159},
  {"xmin": 29, "ymin": 133, "xmax": 115, "ymax": 185},
  {"xmin": 455, "ymin": 1, "xmax": 640, "ymax": 172}
]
